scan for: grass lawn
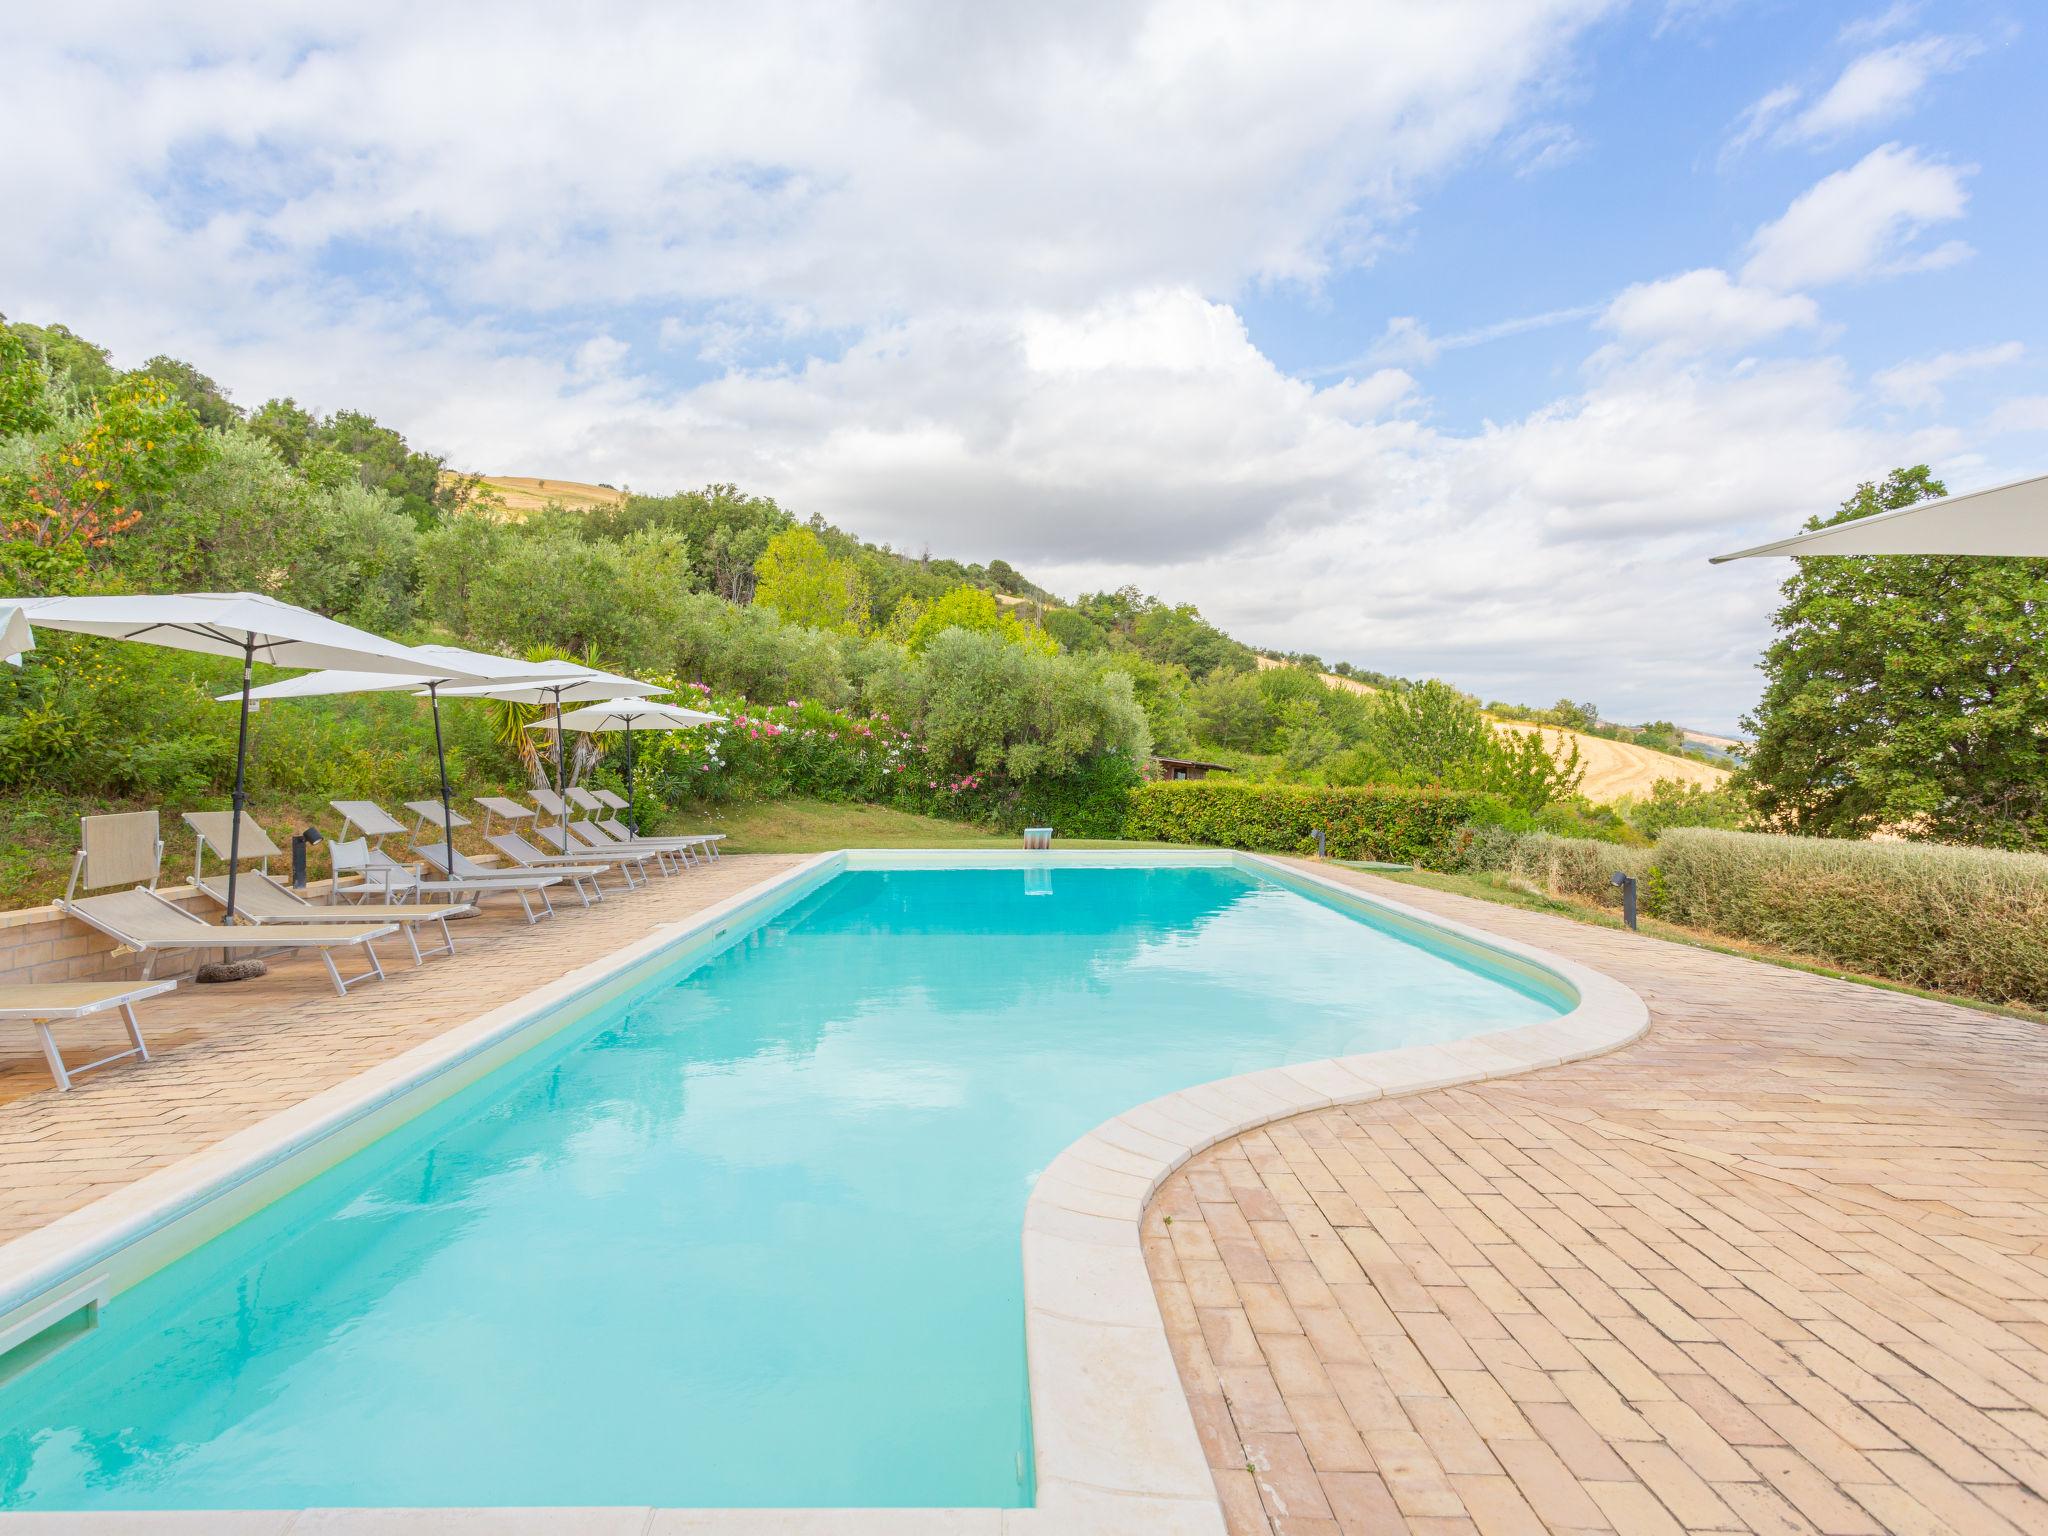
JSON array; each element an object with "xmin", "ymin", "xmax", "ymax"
[
  {"xmin": 1376, "ymin": 865, "xmax": 2048, "ymax": 1026},
  {"xmin": 688, "ymin": 797, "xmax": 1173, "ymax": 853}
]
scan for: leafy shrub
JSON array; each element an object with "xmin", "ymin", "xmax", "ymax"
[
  {"xmin": 1621, "ymin": 779, "xmax": 1750, "ymax": 838},
  {"xmin": 1649, "ymin": 829, "xmax": 2048, "ymax": 1006},
  {"xmin": 1507, "ymin": 833, "xmax": 1653, "ymax": 906},
  {"xmin": 1123, "ymin": 781, "xmax": 1486, "ymax": 867}
]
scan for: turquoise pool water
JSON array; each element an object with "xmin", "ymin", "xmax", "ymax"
[{"xmin": 0, "ymin": 862, "xmax": 1566, "ymax": 1510}]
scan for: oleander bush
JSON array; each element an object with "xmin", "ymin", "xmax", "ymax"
[
  {"xmin": 1648, "ymin": 829, "xmax": 2048, "ymax": 1007},
  {"xmin": 1123, "ymin": 780, "xmax": 1485, "ymax": 867}
]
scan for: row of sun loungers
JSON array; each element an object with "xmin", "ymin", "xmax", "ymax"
[{"xmin": 9, "ymin": 791, "xmax": 722, "ymax": 1091}]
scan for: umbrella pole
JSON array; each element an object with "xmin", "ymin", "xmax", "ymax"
[
  {"xmin": 224, "ymin": 634, "xmax": 255, "ymax": 924},
  {"xmin": 625, "ymin": 719, "xmax": 636, "ymax": 834},
  {"xmin": 553, "ymin": 688, "xmax": 567, "ymax": 833},
  {"xmin": 431, "ymin": 682, "xmax": 456, "ymax": 879}
]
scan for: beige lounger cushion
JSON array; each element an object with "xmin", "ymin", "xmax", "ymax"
[
  {"xmin": 194, "ymin": 873, "xmax": 468, "ymax": 924},
  {"xmin": 0, "ymin": 981, "xmax": 175, "ymax": 1018},
  {"xmin": 69, "ymin": 890, "xmax": 393, "ymax": 947},
  {"xmin": 331, "ymin": 800, "xmax": 408, "ymax": 837},
  {"xmin": 182, "ymin": 810, "xmax": 282, "ymax": 859},
  {"xmin": 78, "ymin": 811, "xmax": 163, "ymax": 890}
]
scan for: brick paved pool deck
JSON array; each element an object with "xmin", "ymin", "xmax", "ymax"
[{"xmin": 1150, "ymin": 860, "xmax": 2048, "ymax": 1535}]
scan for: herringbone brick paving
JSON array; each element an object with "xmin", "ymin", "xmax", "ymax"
[{"xmin": 1148, "ymin": 861, "xmax": 2048, "ymax": 1535}]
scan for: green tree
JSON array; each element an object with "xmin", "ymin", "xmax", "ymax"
[
  {"xmin": 902, "ymin": 585, "xmax": 1057, "ymax": 654},
  {"xmin": 0, "ymin": 330, "xmax": 54, "ymax": 437},
  {"xmin": 1741, "ymin": 465, "xmax": 2048, "ymax": 848},
  {"xmin": 753, "ymin": 525, "xmax": 868, "ymax": 634},
  {"xmin": 136, "ymin": 355, "xmax": 239, "ymax": 429}
]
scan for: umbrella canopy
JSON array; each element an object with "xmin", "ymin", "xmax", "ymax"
[
  {"xmin": 436, "ymin": 661, "xmax": 669, "ymax": 817},
  {"xmin": 529, "ymin": 698, "xmax": 720, "ymax": 833},
  {"xmin": 1712, "ymin": 472, "xmax": 2048, "ymax": 561},
  {"xmin": 532, "ymin": 699, "xmax": 723, "ymax": 732},
  {"xmin": 224, "ymin": 643, "xmax": 565, "ymax": 878},
  {"xmin": 3, "ymin": 592, "xmax": 445, "ymax": 673},
  {"xmin": 1, "ymin": 605, "xmax": 31, "ymax": 666},
  {"xmin": 232, "ymin": 643, "xmax": 562, "ymax": 701},
  {"xmin": 432, "ymin": 659, "xmax": 668, "ymax": 706},
  {"xmin": 4, "ymin": 593, "xmax": 493, "ymax": 923}
]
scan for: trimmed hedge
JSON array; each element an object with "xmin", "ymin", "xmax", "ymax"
[
  {"xmin": 1650, "ymin": 829, "xmax": 2048, "ymax": 1008},
  {"xmin": 1123, "ymin": 781, "xmax": 1485, "ymax": 867},
  {"xmin": 1494, "ymin": 831, "xmax": 1653, "ymax": 907}
]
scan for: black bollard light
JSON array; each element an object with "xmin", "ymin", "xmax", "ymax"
[
  {"xmin": 1610, "ymin": 871, "xmax": 1638, "ymax": 930},
  {"xmin": 291, "ymin": 826, "xmax": 325, "ymax": 890}
]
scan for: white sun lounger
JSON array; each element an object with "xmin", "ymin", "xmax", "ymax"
[
  {"xmin": 589, "ymin": 819, "xmax": 723, "ymax": 863},
  {"xmin": 412, "ymin": 837, "xmax": 599, "ymax": 914},
  {"xmin": 535, "ymin": 818, "xmax": 663, "ymax": 882},
  {"xmin": 330, "ymin": 801, "xmax": 563, "ymax": 924},
  {"xmin": 0, "ymin": 979, "xmax": 176, "ymax": 1090},
  {"xmin": 482, "ymin": 832, "xmax": 612, "ymax": 906},
  {"xmin": 182, "ymin": 812, "xmax": 473, "ymax": 966},
  {"xmin": 62, "ymin": 813, "xmax": 396, "ymax": 997}
]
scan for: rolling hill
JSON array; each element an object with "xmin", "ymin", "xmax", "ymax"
[
  {"xmin": 1255, "ymin": 657, "xmax": 1729, "ymax": 801},
  {"xmin": 446, "ymin": 474, "xmax": 628, "ymax": 514}
]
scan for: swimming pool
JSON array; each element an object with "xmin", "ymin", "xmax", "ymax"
[{"xmin": 0, "ymin": 858, "xmax": 1576, "ymax": 1511}]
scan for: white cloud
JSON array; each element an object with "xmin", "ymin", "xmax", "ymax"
[
  {"xmin": 1741, "ymin": 143, "xmax": 1969, "ymax": 289},
  {"xmin": 1601, "ymin": 268, "xmax": 1819, "ymax": 349},
  {"xmin": 1988, "ymin": 397, "xmax": 2048, "ymax": 436},
  {"xmin": 1873, "ymin": 341, "xmax": 2023, "ymax": 408},
  {"xmin": 1503, "ymin": 121, "xmax": 1585, "ymax": 177},
  {"xmin": 1721, "ymin": 30, "xmax": 1976, "ymax": 161},
  {"xmin": 1839, "ymin": 4, "xmax": 1921, "ymax": 48},
  {"xmin": 1, "ymin": 0, "xmax": 1620, "ymax": 334},
  {"xmin": 1787, "ymin": 35, "xmax": 1977, "ymax": 142},
  {"xmin": 0, "ymin": 0, "xmax": 1989, "ymax": 729}
]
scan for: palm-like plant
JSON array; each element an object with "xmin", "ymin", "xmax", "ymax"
[{"xmin": 488, "ymin": 643, "xmax": 610, "ymax": 788}]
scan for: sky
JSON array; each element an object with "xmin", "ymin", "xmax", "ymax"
[{"xmin": 5, "ymin": 0, "xmax": 2044, "ymax": 732}]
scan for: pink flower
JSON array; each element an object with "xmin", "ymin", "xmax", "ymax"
[{"xmin": 787, "ymin": 699, "xmax": 800, "ymax": 708}]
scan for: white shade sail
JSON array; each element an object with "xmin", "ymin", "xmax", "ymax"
[
  {"xmin": 531, "ymin": 699, "xmax": 723, "ymax": 732},
  {"xmin": 2, "ymin": 592, "xmax": 471, "ymax": 676},
  {"xmin": 1, "ymin": 605, "xmax": 31, "ymax": 666},
  {"xmin": 1712, "ymin": 472, "xmax": 2048, "ymax": 561}
]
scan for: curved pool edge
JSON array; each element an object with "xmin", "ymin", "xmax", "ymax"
[
  {"xmin": 1017, "ymin": 852, "xmax": 1650, "ymax": 1535},
  {"xmin": 0, "ymin": 849, "xmax": 1649, "ymax": 1535}
]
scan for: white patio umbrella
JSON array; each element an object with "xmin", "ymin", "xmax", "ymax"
[
  {"xmin": 529, "ymin": 698, "xmax": 722, "ymax": 832},
  {"xmin": 228, "ymin": 643, "xmax": 565, "ymax": 879},
  {"xmin": 1, "ymin": 605, "xmax": 31, "ymax": 666},
  {"xmin": 1712, "ymin": 471, "xmax": 2048, "ymax": 561},
  {"xmin": 435, "ymin": 661, "xmax": 669, "ymax": 827},
  {"xmin": 5, "ymin": 593, "xmax": 489, "ymax": 922}
]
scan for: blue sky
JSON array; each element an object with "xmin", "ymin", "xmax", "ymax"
[{"xmin": 5, "ymin": 0, "xmax": 2043, "ymax": 731}]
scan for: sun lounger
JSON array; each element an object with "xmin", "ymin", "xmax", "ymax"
[
  {"xmin": 480, "ymin": 833, "xmax": 614, "ymax": 905},
  {"xmin": 0, "ymin": 979, "xmax": 175, "ymax": 1090},
  {"xmin": 473, "ymin": 796, "xmax": 537, "ymax": 837},
  {"xmin": 182, "ymin": 812, "xmax": 473, "ymax": 966},
  {"xmin": 573, "ymin": 819, "xmax": 691, "ymax": 873},
  {"xmin": 413, "ymin": 838, "xmax": 595, "ymax": 917},
  {"xmin": 331, "ymin": 801, "xmax": 564, "ymax": 924},
  {"xmin": 62, "ymin": 812, "xmax": 396, "ymax": 997},
  {"xmin": 589, "ymin": 819, "xmax": 724, "ymax": 862},
  {"xmin": 534, "ymin": 819, "xmax": 663, "ymax": 882}
]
